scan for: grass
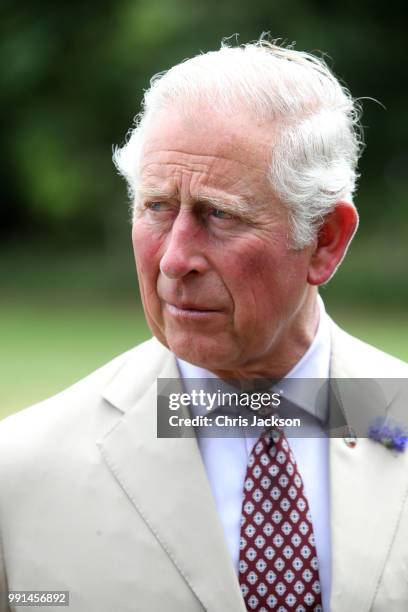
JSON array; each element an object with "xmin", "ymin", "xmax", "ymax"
[
  {"xmin": 1, "ymin": 241, "xmax": 407, "ymax": 420},
  {"xmin": 0, "ymin": 301, "xmax": 150, "ymax": 419},
  {"xmin": 1, "ymin": 299, "xmax": 407, "ymax": 421}
]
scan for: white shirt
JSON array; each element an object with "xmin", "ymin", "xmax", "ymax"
[{"xmin": 177, "ymin": 297, "xmax": 331, "ymax": 611}]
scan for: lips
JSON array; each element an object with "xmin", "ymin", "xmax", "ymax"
[
  {"xmin": 163, "ymin": 301, "xmax": 224, "ymax": 320},
  {"xmin": 167, "ymin": 301, "xmax": 219, "ymax": 312},
  {"xmin": 159, "ymin": 292, "xmax": 223, "ymax": 312}
]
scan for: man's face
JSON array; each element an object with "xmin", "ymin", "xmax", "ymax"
[{"xmin": 132, "ymin": 109, "xmax": 316, "ymax": 377}]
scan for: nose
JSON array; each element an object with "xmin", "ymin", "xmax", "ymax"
[{"xmin": 160, "ymin": 210, "xmax": 209, "ymax": 279}]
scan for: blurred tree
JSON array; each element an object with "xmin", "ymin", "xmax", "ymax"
[{"xmin": 0, "ymin": 0, "xmax": 406, "ymax": 246}]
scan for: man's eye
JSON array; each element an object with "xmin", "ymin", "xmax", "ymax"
[
  {"xmin": 146, "ymin": 201, "xmax": 166, "ymax": 212},
  {"xmin": 210, "ymin": 207, "xmax": 234, "ymax": 220}
]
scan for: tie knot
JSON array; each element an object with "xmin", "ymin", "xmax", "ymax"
[
  {"xmin": 262, "ymin": 428, "xmax": 282, "ymax": 448},
  {"xmin": 235, "ymin": 381, "xmax": 281, "ymax": 418}
]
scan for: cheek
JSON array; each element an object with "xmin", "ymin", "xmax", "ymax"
[
  {"xmin": 221, "ymin": 239, "xmax": 277, "ymax": 297},
  {"xmin": 131, "ymin": 223, "xmax": 165, "ymax": 319},
  {"xmin": 224, "ymin": 241, "xmax": 309, "ymax": 316},
  {"xmin": 132, "ymin": 222, "xmax": 162, "ymax": 273}
]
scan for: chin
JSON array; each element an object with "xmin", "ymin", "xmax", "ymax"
[{"xmin": 167, "ymin": 335, "xmax": 234, "ymax": 372}]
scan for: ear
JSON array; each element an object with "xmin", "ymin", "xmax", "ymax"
[{"xmin": 307, "ymin": 201, "xmax": 359, "ymax": 285}]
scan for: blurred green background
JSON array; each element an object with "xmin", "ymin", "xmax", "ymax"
[{"xmin": 1, "ymin": 0, "xmax": 407, "ymax": 419}]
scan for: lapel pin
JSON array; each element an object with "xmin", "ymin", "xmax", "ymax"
[{"xmin": 344, "ymin": 428, "xmax": 357, "ymax": 449}]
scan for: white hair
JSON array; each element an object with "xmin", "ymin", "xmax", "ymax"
[{"xmin": 113, "ymin": 39, "xmax": 363, "ymax": 248}]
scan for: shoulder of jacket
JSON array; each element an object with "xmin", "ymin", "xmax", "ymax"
[
  {"xmin": 329, "ymin": 318, "xmax": 408, "ymax": 378},
  {"xmin": 0, "ymin": 337, "xmax": 166, "ymax": 467}
]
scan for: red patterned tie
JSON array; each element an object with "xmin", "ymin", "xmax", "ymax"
[{"xmin": 239, "ymin": 429, "xmax": 322, "ymax": 611}]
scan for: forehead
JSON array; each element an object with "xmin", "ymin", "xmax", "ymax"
[{"xmin": 139, "ymin": 108, "xmax": 274, "ymax": 198}]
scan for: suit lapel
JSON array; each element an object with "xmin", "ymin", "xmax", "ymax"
[
  {"xmin": 329, "ymin": 323, "xmax": 408, "ymax": 612},
  {"xmin": 99, "ymin": 340, "xmax": 246, "ymax": 612}
]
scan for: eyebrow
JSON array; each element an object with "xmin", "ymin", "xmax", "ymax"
[
  {"xmin": 135, "ymin": 185, "xmax": 257, "ymax": 222},
  {"xmin": 136, "ymin": 186, "xmax": 174, "ymax": 201}
]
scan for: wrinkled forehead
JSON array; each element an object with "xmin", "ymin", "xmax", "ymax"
[
  {"xmin": 140, "ymin": 106, "xmax": 275, "ymax": 172},
  {"xmin": 137, "ymin": 121, "xmax": 261, "ymax": 214},
  {"xmin": 136, "ymin": 109, "xmax": 286, "ymax": 220}
]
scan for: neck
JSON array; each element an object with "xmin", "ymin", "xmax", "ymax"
[{"xmin": 211, "ymin": 290, "xmax": 320, "ymax": 380}]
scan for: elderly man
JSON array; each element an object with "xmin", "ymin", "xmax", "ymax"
[{"xmin": 1, "ymin": 41, "xmax": 408, "ymax": 612}]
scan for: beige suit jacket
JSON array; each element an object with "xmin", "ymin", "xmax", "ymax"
[{"xmin": 1, "ymin": 321, "xmax": 408, "ymax": 611}]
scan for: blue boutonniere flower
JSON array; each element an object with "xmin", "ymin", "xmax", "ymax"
[{"xmin": 368, "ymin": 416, "xmax": 408, "ymax": 452}]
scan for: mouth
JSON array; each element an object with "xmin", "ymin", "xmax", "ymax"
[{"xmin": 164, "ymin": 302, "xmax": 223, "ymax": 320}]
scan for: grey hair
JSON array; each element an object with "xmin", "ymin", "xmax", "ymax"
[{"xmin": 113, "ymin": 39, "xmax": 363, "ymax": 248}]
